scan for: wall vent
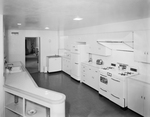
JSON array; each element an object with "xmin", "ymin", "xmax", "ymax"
[{"xmin": 11, "ymin": 32, "xmax": 19, "ymax": 35}]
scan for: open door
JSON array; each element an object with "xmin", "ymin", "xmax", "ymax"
[{"xmin": 25, "ymin": 37, "xmax": 41, "ymax": 73}]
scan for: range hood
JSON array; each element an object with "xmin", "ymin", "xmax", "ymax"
[{"xmin": 97, "ymin": 40, "xmax": 134, "ymax": 52}]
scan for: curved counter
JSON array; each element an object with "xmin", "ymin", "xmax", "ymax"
[{"xmin": 4, "ymin": 61, "xmax": 66, "ymax": 117}]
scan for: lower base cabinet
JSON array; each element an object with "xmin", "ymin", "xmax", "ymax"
[
  {"xmin": 62, "ymin": 58, "xmax": 71, "ymax": 75},
  {"xmin": 5, "ymin": 92, "xmax": 50, "ymax": 117},
  {"xmin": 81, "ymin": 63, "xmax": 99, "ymax": 91},
  {"xmin": 128, "ymin": 78, "xmax": 150, "ymax": 117}
]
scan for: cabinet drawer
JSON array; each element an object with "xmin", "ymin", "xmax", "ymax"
[
  {"xmin": 109, "ymin": 94, "xmax": 124, "ymax": 107},
  {"xmin": 99, "ymin": 87, "xmax": 109, "ymax": 98}
]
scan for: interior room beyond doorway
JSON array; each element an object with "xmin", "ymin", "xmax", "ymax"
[{"xmin": 25, "ymin": 37, "xmax": 40, "ymax": 73}]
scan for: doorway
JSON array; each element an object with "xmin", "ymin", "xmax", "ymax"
[{"xmin": 25, "ymin": 37, "xmax": 40, "ymax": 73}]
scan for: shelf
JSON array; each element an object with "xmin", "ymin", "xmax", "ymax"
[
  {"xmin": 6, "ymin": 102, "xmax": 23, "ymax": 116},
  {"xmin": 5, "ymin": 109, "xmax": 23, "ymax": 117},
  {"xmin": 25, "ymin": 100, "xmax": 48, "ymax": 117},
  {"xmin": 5, "ymin": 92, "xmax": 23, "ymax": 116}
]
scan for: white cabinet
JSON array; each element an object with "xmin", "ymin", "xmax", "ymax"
[
  {"xmin": 87, "ymin": 66, "xmax": 99, "ymax": 90},
  {"xmin": 109, "ymin": 77, "xmax": 125, "ymax": 107},
  {"xmin": 134, "ymin": 30, "xmax": 150, "ymax": 63},
  {"xmin": 87, "ymin": 43, "xmax": 111, "ymax": 56},
  {"xmin": 47, "ymin": 56, "xmax": 61, "ymax": 73},
  {"xmin": 128, "ymin": 78, "xmax": 150, "ymax": 117},
  {"xmin": 70, "ymin": 45, "xmax": 88, "ymax": 81},
  {"xmin": 81, "ymin": 63, "xmax": 99, "ymax": 91},
  {"xmin": 62, "ymin": 57, "xmax": 71, "ymax": 75}
]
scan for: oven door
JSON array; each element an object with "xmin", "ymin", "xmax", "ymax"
[{"xmin": 99, "ymin": 74, "xmax": 109, "ymax": 98}]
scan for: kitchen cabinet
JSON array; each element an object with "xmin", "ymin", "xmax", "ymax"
[
  {"xmin": 81, "ymin": 63, "xmax": 99, "ymax": 91},
  {"xmin": 87, "ymin": 43, "xmax": 111, "ymax": 56},
  {"xmin": 128, "ymin": 78, "xmax": 150, "ymax": 117},
  {"xmin": 87, "ymin": 66, "xmax": 99, "ymax": 90},
  {"xmin": 64, "ymin": 39, "xmax": 71, "ymax": 51},
  {"xmin": 109, "ymin": 77, "xmax": 126, "ymax": 107},
  {"xmin": 47, "ymin": 56, "xmax": 61, "ymax": 73},
  {"xmin": 62, "ymin": 57, "xmax": 71, "ymax": 75},
  {"xmin": 134, "ymin": 30, "xmax": 150, "ymax": 63},
  {"xmin": 70, "ymin": 44, "xmax": 88, "ymax": 81}
]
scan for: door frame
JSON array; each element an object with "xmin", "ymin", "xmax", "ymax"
[{"xmin": 25, "ymin": 37, "xmax": 41, "ymax": 72}]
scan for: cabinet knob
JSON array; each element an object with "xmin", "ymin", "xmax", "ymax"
[{"xmin": 141, "ymin": 96, "xmax": 143, "ymax": 98}]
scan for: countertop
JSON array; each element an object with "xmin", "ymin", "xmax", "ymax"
[
  {"xmin": 4, "ymin": 61, "xmax": 66, "ymax": 104},
  {"xmin": 128, "ymin": 74, "xmax": 150, "ymax": 84},
  {"xmin": 47, "ymin": 55, "xmax": 61, "ymax": 58},
  {"xmin": 81, "ymin": 61, "xmax": 104, "ymax": 69}
]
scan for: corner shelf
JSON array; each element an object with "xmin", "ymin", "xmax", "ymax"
[{"xmin": 5, "ymin": 92, "xmax": 23, "ymax": 117}]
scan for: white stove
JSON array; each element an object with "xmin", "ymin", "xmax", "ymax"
[
  {"xmin": 99, "ymin": 63, "xmax": 139, "ymax": 108},
  {"xmin": 100, "ymin": 63, "xmax": 139, "ymax": 78}
]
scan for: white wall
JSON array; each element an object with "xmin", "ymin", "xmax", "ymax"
[
  {"xmin": 64, "ymin": 18, "xmax": 150, "ymax": 76},
  {"xmin": 0, "ymin": 14, "xmax": 4, "ymax": 117},
  {"xmin": 7, "ymin": 30, "xmax": 59, "ymax": 72}
]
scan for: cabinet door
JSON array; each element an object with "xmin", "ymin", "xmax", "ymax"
[
  {"xmin": 144, "ymin": 84, "xmax": 150, "ymax": 117},
  {"xmin": 71, "ymin": 53, "xmax": 79, "ymax": 63},
  {"xmin": 134, "ymin": 30, "xmax": 149, "ymax": 63},
  {"xmin": 71, "ymin": 45, "xmax": 79, "ymax": 53},
  {"xmin": 128, "ymin": 78, "xmax": 144, "ymax": 116},
  {"xmin": 71, "ymin": 62, "xmax": 79, "ymax": 76},
  {"xmin": 91, "ymin": 67, "xmax": 99, "ymax": 90},
  {"xmin": 48, "ymin": 58, "xmax": 61, "ymax": 72},
  {"xmin": 62, "ymin": 58, "xmax": 66, "ymax": 72},
  {"xmin": 66, "ymin": 59, "xmax": 71, "ymax": 75},
  {"xmin": 87, "ymin": 66, "xmax": 92, "ymax": 86}
]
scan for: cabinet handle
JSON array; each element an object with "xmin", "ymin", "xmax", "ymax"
[
  {"xmin": 75, "ymin": 63, "xmax": 78, "ymax": 64},
  {"xmin": 75, "ymin": 49, "xmax": 78, "ymax": 51},
  {"xmin": 144, "ymin": 97, "xmax": 145, "ymax": 100},
  {"xmin": 92, "ymin": 76, "xmax": 94, "ymax": 79},
  {"xmin": 100, "ymin": 88, "xmax": 107, "ymax": 92},
  {"xmin": 141, "ymin": 96, "xmax": 143, "ymax": 98},
  {"xmin": 111, "ymin": 78, "xmax": 120, "ymax": 82},
  {"xmin": 111, "ymin": 94, "xmax": 120, "ymax": 99}
]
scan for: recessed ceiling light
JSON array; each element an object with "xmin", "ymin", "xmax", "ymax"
[
  {"xmin": 17, "ymin": 23, "xmax": 21, "ymax": 25},
  {"xmin": 73, "ymin": 17, "xmax": 83, "ymax": 21},
  {"xmin": 45, "ymin": 27, "xmax": 49, "ymax": 29}
]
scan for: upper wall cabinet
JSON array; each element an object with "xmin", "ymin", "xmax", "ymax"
[
  {"xmin": 87, "ymin": 43, "xmax": 112, "ymax": 56},
  {"xmin": 134, "ymin": 30, "xmax": 150, "ymax": 63}
]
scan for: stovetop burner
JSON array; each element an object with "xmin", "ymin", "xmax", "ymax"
[{"xmin": 119, "ymin": 72, "xmax": 134, "ymax": 76}]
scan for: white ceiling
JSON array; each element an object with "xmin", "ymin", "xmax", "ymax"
[{"xmin": 1, "ymin": 0, "xmax": 150, "ymax": 31}]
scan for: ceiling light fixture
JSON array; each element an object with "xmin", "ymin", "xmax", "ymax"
[
  {"xmin": 73, "ymin": 16, "xmax": 83, "ymax": 21},
  {"xmin": 17, "ymin": 23, "xmax": 21, "ymax": 26},
  {"xmin": 45, "ymin": 27, "xmax": 49, "ymax": 29}
]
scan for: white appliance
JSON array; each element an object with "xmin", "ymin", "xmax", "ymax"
[
  {"xmin": 70, "ymin": 44, "xmax": 88, "ymax": 81},
  {"xmin": 47, "ymin": 55, "xmax": 61, "ymax": 73},
  {"xmin": 99, "ymin": 63, "xmax": 138, "ymax": 108}
]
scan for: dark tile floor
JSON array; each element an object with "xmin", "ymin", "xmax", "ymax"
[{"xmin": 29, "ymin": 71, "xmax": 143, "ymax": 117}]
